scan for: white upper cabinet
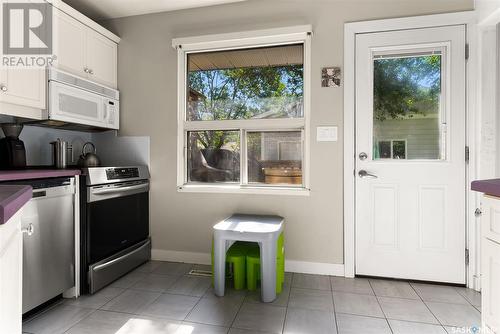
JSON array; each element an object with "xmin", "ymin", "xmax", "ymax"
[
  {"xmin": 0, "ymin": 2, "xmax": 46, "ymax": 115},
  {"xmin": 0, "ymin": 68, "xmax": 46, "ymax": 111},
  {"xmin": 0, "ymin": 1, "xmax": 119, "ymax": 119},
  {"xmin": 86, "ymin": 30, "xmax": 118, "ymax": 88},
  {"xmin": 53, "ymin": 10, "xmax": 87, "ymax": 77},
  {"xmin": 53, "ymin": 9, "xmax": 118, "ymax": 89}
]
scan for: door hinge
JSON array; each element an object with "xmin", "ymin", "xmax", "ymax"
[
  {"xmin": 465, "ymin": 146, "xmax": 470, "ymax": 163},
  {"xmin": 465, "ymin": 248, "xmax": 469, "ymax": 266},
  {"xmin": 465, "ymin": 43, "xmax": 469, "ymax": 60}
]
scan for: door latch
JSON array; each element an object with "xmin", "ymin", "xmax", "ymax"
[{"xmin": 474, "ymin": 208, "xmax": 482, "ymax": 217}]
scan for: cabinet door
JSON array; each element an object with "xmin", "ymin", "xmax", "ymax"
[
  {"xmin": 0, "ymin": 216, "xmax": 23, "ymax": 334},
  {"xmin": 0, "ymin": 67, "xmax": 46, "ymax": 109},
  {"xmin": 482, "ymin": 238, "xmax": 500, "ymax": 334},
  {"xmin": 53, "ymin": 10, "xmax": 87, "ymax": 78},
  {"xmin": 483, "ymin": 196, "xmax": 500, "ymax": 244},
  {"xmin": 86, "ymin": 29, "xmax": 117, "ymax": 88}
]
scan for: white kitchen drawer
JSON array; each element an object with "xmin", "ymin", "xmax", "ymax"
[{"xmin": 482, "ymin": 196, "xmax": 500, "ymax": 244}]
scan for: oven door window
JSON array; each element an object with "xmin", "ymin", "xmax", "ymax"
[{"xmin": 87, "ymin": 192, "xmax": 149, "ymax": 264}]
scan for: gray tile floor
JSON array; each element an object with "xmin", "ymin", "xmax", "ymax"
[{"xmin": 23, "ymin": 261, "xmax": 482, "ymax": 334}]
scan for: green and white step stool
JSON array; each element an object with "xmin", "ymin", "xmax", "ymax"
[{"xmin": 212, "ymin": 214, "xmax": 284, "ymax": 302}]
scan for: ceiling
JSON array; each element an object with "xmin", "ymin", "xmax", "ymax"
[{"xmin": 62, "ymin": 0, "xmax": 247, "ymax": 20}]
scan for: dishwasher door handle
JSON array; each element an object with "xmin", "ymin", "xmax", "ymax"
[{"xmin": 21, "ymin": 223, "xmax": 34, "ymax": 236}]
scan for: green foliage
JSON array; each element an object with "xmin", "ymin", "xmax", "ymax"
[
  {"xmin": 374, "ymin": 55, "xmax": 441, "ymax": 121},
  {"xmin": 193, "ymin": 130, "xmax": 240, "ymax": 151},
  {"xmin": 188, "ymin": 65, "xmax": 303, "ymax": 149}
]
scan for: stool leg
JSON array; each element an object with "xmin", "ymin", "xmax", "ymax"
[
  {"xmin": 233, "ymin": 257, "xmax": 246, "ymax": 290},
  {"xmin": 213, "ymin": 236, "xmax": 226, "ymax": 297},
  {"xmin": 247, "ymin": 260, "xmax": 258, "ymax": 291},
  {"xmin": 260, "ymin": 240, "xmax": 277, "ymax": 303}
]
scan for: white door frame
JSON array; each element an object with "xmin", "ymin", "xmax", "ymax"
[{"xmin": 343, "ymin": 11, "xmax": 480, "ymax": 290}]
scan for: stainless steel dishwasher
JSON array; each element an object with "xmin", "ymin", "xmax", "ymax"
[{"xmin": 18, "ymin": 177, "xmax": 75, "ymax": 313}]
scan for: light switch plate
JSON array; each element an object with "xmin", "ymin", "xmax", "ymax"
[{"xmin": 317, "ymin": 126, "xmax": 338, "ymax": 142}]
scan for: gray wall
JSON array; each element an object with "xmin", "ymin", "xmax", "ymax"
[
  {"xmin": 0, "ymin": 124, "xmax": 148, "ymax": 167},
  {"xmin": 102, "ymin": 0, "xmax": 473, "ymax": 266},
  {"xmin": 16, "ymin": 126, "xmax": 91, "ymax": 166}
]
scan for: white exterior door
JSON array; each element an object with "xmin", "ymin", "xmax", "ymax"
[{"xmin": 355, "ymin": 25, "xmax": 466, "ymax": 283}]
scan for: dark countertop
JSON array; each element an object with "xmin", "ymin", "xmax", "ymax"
[
  {"xmin": 471, "ymin": 179, "xmax": 500, "ymax": 197},
  {"xmin": 0, "ymin": 185, "xmax": 32, "ymax": 225},
  {"xmin": 0, "ymin": 169, "xmax": 81, "ymax": 182}
]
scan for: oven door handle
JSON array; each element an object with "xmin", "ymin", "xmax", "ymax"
[
  {"xmin": 92, "ymin": 183, "xmax": 149, "ymax": 195},
  {"xmin": 88, "ymin": 182, "xmax": 149, "ymax": 202}
]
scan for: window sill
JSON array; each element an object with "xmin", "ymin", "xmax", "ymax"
[{"xmin": 177, "ymin": 184, "xmax": 311, "ymax": 196}]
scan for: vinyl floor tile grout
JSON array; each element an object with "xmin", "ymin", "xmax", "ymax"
[
  {"xmin": 22, "ymin": 262, "xmax": 482, "ymax": 334},
  {"xmin": 368, "ymin": 279, "xmax": 394, "ymax": 334}
]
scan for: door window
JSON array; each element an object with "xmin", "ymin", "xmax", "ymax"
[{"xmin": 372, "ymin": 50, "xmax": 444, "ymax": 160}]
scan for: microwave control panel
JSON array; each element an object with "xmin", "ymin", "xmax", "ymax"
[{"xmin": 105, "ymin": 100, "xmax": 118, "ymax": 125}]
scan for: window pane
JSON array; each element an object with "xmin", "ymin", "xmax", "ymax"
[
  {"xmin": 187, "ymin": 131, "xmax": 240, "ymax": 183},
  {"xmin": 247, "ymin": 131, "xmax": 302, "ymax": 186},
  {"xmin": 187, "ymin": 44, "xmax": 304, "ymax": 121},
  {"xmin": 373, "ymin": 53, "xmax": 443, "ymax": 160},
  {"xmin": 392, "ymin": 140, "xmax": 406, "ymax": 159},
  {"xmin": 378, "ymin": 141, "xmax": 391, "ymax": 159}
]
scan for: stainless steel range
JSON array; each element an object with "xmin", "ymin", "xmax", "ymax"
[{"xmin": 80, "ymin": 166, "xmax": 150, "ymax": 294}]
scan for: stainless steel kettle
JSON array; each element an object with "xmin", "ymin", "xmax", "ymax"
[{"xmin": 78, "ymin": 142, "xmax": 101, "ymax": 167}]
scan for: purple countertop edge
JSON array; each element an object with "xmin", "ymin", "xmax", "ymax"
[
  {"xmin": 0, "ymin": 185, "xmax": 32, "ymax": 225},
  {"xmin": 0, "ymin": 169, "xmax": 81, "ymax": 225},
  {"xmin": 471, "ymin": 179, "xmax": 500, "ymax": 197},
  {"xmin": 0, "ymin": 169, "xmax": 81, "ymax": 182}
]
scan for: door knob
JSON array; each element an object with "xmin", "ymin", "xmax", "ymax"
[
  {"xmin": 22, "ymin": 223, "xmax": 34, "ymax": 236},
  {"xmin": 88, "ymin": 69, "xmax": 94, "ymax": 75},
  {"xmin": 83, "ymin": 67, "xmax": 89, "ymax": 73},
  {"xmin": 358, "ymin": 170, "xmax": 378, "ymax": 179},
  {"xmin": 0, "ymin": 85, "xmax": 7, "ymax": 92},
  {"xmin": 359, "ymin": 152, "xmax": 368, "ymax": 160}
]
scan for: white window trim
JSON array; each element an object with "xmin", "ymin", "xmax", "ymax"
[{"xmin": 173, "ymin": 25, "xmax": 312, "ymax": 195}]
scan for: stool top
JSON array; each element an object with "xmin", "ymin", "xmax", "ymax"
[{"xmin": 214, "ymin": 214, "xmax": 284, "ymax": 234}]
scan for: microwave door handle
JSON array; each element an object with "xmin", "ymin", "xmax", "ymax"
[{"xmin": 92, "ymin": 183, "xmax": 149, "ymax": 195}]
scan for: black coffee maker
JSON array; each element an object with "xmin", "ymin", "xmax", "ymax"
[{"xmin": 0, "ymin": 123, "xmax": 26, "ymax": 169}]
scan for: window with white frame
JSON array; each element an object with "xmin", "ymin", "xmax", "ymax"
[{"xmin": 174, "ymin": 27, "xmax": 311, "ymax": 192}]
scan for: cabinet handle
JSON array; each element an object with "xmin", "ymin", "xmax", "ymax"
[
  {"xmin": 21, "ymin": 223, "xmax": 34, "ymax": 236},
  {"xmin": 0, "ymin": 85, "xmax": 7, "ymax": 92},
  {"xmin": 83, "ymin": 67, "xmax": 89, "ymax": 73},
  {"xmin": 89, "ymin": 69, "xmax": 94, "ymax": 75}
]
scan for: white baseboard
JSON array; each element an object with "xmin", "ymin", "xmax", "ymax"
[
  {"xmin": 152, "ymin": 249, "xmax": 345, "ymax": 276},
  {"xmin": 285, "ymin": 260, "xmax": 345, "ymax": 277},
  {"xmin": 152, "ymin": 249, "xmax": 211, "ymax": 265}
]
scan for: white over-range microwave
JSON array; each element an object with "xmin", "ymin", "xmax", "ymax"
[{"xmin": 43, "ymin": 69, "xmax": 119, "ymax": 130}]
